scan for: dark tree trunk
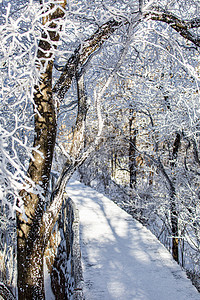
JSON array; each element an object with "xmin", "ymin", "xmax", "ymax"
[
  {"xmin": 129, "ymin": 108, "xmax": 137, "ymax": 189},
  {"xmin": 170, "ymin": 133, "xmax": 181, "ymax": 263},
  {"xmin": 170, "ymin": 187, "xmax": 179, "ymax": 263}
]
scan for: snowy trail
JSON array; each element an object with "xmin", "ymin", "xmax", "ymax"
[{"xmin": 66, "ymin": 179, "xmax": 199, "ymax": 300}]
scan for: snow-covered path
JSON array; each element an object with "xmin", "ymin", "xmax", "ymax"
[{"xmin": 66, "ymin": 179, "xmax": 199, "ymax": 300}]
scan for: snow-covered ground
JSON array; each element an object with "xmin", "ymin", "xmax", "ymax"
[{"xmin": 66, "ymin": 179, "xmax": 199, "ymax": 300}]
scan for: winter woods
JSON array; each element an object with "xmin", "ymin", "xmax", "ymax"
[{"xmin": 0, "ymin": 0, "xmax": 200, "ymax": 298}]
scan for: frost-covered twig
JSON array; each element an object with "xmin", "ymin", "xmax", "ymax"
[{"xmin": 0, "ymin": 283, "xmax": 15, "ymax": 300}]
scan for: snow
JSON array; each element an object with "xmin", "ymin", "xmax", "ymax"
[
  {"xmin": 44, "ymin": 258, "xmax": 55, "ymax": 300},
  {"xmin": 66, "ymin": 179, "xmax": 200, "ymax": 300}
]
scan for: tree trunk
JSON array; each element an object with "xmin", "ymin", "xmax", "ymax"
[
  {"xmin": 69, "ymin": 73, "xmax": 89, "ymax": 157},
  {"xmin": 17, "ymin": 2, "xmax": 66, "ymax": 298},
  {"xmin": 158, "ymin": 155, "xmax": 179, "ymax": 263},
  {"xmin": 129, "ymin": 109, "xmax": 137, "ymax": 189},
  {"xmin": 17, "ymin": 63, "xmax": 56, "ymax": 298},
  {"xmin": 170, "ymin": 188, "xmax": 179, "ymax": 263},
  {"xmin": 170, "ymin": 133, "xmax": 181, "ymax": 263}
]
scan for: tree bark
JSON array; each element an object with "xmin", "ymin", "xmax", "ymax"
[
  {"xmin": 69, "ymin": 73, "xmax": 89, "ymax": 157},
  {"xmin": 144, "ymin": 6, "xmax": 200, "ymax": 48},
  {"xmin": 170, "ymin": 187, "xmax": 179, "ymax": 263},
  {"xmin": 53, "ymin": 19, "xmax": 122, "ymax": 100},
  {"xmin": 17, "ymin": 2, "xmax": 66, "ymax": 299},
  {"xmin": 170, "ymin": 133, "xmax": 181, "ymax": 263},
  {"xmin": 129, "ymin": 108, "xmax": 137, "ymax": 189}
]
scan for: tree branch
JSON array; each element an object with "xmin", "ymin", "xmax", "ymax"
[
  {"xmin": 53, "ymin": 6, "xmax": 200, "ymax": 102},
  {"xmin": 53, "ymin": 19, "xmax": 122, "ymax": 99},
  {"xmin": 144, "ymin": 6, "xmax": 200, "ymax": 47}
]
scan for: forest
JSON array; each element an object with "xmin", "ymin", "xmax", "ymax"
[{"xmin": 0, "ymin": 0, "xmax": 200, "ymax": 298}]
